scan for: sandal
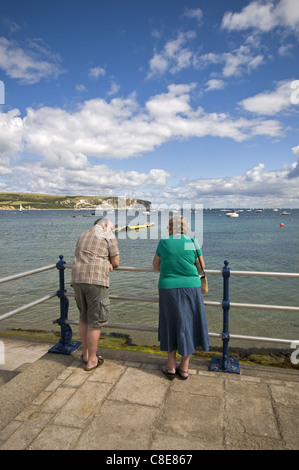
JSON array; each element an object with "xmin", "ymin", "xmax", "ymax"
[
  {"xmin": 81, "ymin": 354, "xmax": 87, "ymax": 365},
  {"xmin": 85, "ymin": 356, "xmax": 104, "ymax": 371},
  {"xmin": 176, "ymin": 367, "xmax": 188, "ymax": 380},
  {"xmin": 161, "ymin": 366, "xmax": 176, "ymax": 381}
]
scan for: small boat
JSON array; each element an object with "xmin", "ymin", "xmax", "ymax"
[
  {"xmin": 280, "ymin": 211, "xmax": 291, "ymax": 215},
  {"xmin": 225, "ymin": 211, "xmax": 239, "ymax": 218},
  {"xmin": 115, "ymin": 223, "xmax": 155, "ymax": 233},
  {"xmin": 255, "ymin": 209, "xmax": 264, "ymax": 213},
  {"xmin": 128, "ymin": 222, "xmax": 154, "ymax": 231}
]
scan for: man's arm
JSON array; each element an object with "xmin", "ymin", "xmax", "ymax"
[{"xmin": 110, "ymin": 254, "xmax": 120, "ymax": 269}]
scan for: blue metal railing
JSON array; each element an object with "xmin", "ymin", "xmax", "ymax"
[{"xmin": 1, "ymin": 255, "xmax": 299, "ymax": 374}]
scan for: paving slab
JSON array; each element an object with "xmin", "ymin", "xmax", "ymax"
[{"xmin": 0, "ymin": 336, "xmax": 298, "ymax": 452}]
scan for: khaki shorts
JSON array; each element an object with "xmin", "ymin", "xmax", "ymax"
[{"xmin": 73, "ymin": 283, "xmax": 110, "ymax": 328}]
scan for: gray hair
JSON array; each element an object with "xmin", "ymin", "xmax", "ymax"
[
  {"xmin": 168, "ymin": 215, "xmax": 189, "ymax": 235},
  {"xmin": 94, "ymin": 217, "xmax": 109, "ymax": 227}
]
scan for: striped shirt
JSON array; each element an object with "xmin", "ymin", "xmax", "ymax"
[{"xmin": 71, "ymin": 225, "xmax": 119, "ymax": 287}]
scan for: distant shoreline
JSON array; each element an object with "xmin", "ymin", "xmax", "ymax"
[{"xmin": 0, "ymin": 192, "xmax": 151, "ymax": 211}]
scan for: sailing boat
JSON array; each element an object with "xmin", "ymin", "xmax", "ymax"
[{"xmin": 19, "ymin": 204, "xmax": 22, "ymax": 212}]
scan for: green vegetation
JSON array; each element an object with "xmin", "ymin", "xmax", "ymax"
[
  {"xmin": 0, "ymin": 192, "xmax": 151, "ymax": 210},
  {"xmin": 1, "ymin": 328, "xmax": 298, "ymax": 370}
]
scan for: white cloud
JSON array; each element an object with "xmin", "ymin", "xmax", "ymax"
[
  {"xmin": 0, "ymin": 36, "xmax": 65, "ymax": 84},
  {"xmin": 76, "ymin": 84, "xmax": 88, "ymax": 92},
  {"xmin": 1, "ymin": 159, "xmax": 171, "ymax": 196},
  {"xmin": 205, "ymin": 79, "xmax": 225, "ymax": 91},
  {"xmin": 182, "ymin": 161, "xmax": 299, "ymax": 207},
  {"xmin": 0, "ymin": 83, "xmax": 285, "ymax": 175},
  {"xmin": 147, "ymin": 31, "xmax": 197, "ymax": 78},
  {"xmin": 107, "ymin": 79, "xmax": 120, "ymax": 96},
  {"xmin": 88, "ymin": 66, "xmax": 106, "ymax": 80},
  {"xmin": 182, "ymin": 8, "xmax": 203, "ymax": 24},
  {"xmin": 0, "ymin": 109, "xmax": 23, "ymax": 165},
  {"xmin": 198, "ymin": 45, "xmax": 264, "ymax": 78},
  {"xmin": 221, "ymin": 0, "xmax": 299, "ymax": 33},
  {"xmin": 239, "ymin": 80, "xmax": 298, "ymax": 115},
  {"xmin": 288, "ymin": 145, "xmax": 299, "ymax": 178}
]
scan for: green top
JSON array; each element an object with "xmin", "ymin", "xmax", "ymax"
[{"xmin": 156, "ymin": 235, "xmax": 203, "ymax": 289}]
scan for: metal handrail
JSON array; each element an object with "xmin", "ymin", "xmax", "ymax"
[
  {"xmin": 0, "ymin": 264, "xmax": 56, "ymax": 284},
  {"xmin": 0, "ymin": 258, "xmax": 299, "ymax": 372},
  {"xmin": 65, "ymin": 263, "xmax": 299, "ymax": 278},
  {"xmin": 0, "ymin": 293, "xmax": 57, "ymax": 322}
]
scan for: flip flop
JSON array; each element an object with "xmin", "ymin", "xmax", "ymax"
[
  {"xmin": 161, "ymin": 366, "xmax": 176, "ymax": 380},
  {"xmin": 176, "ymin": 367, "xmax": 188, "ymax": 380},
  {"xmin": 85, "ymin": 356, "xmax": 104, "ymax": 371},
  {"xmin": 81, "ymin": 355, "xmax": 87, "ymax": 365}
]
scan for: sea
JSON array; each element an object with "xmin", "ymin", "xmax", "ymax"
[{"xmin": 0, "ymin": 207, "xmax": 298, "ymax": 351}]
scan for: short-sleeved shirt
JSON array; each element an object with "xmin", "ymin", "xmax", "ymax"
[
  {"xmin": 71, "ymin": 225, "xmax": 119, "ymax": 287},
  {"xmin": 156, "ymin": 235, "xmax": 202, "ymax": 289}
]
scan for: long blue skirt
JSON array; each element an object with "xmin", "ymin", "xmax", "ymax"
[{"xmin": 158, "ymin": 287, "xmax": 210, "ymax": 356}]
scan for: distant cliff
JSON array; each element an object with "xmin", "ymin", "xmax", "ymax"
[{"xmin": 0, "ymin": 193, "xmax": 151, "ymax": 210}]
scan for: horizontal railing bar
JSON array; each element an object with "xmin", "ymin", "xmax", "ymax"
[
  {"xmin": 64, "ymin": 263, "xmax": 299, "ymax": 278},
  {"xmin": 0, "ymin": 264, "xmax": 56, "ymax": 285},
  {"xmin": 0, "ymin": 292, "xmax": 57, "ymax": 322},
  {"xmin": 229, "ymin": 334, "xmax": 297, "ymax": 345},
  {"xmin": 230, "ymin": 301, "xmax": 299, "ymax": 312},
  {"xmin": 229, "ymin": 270, "xmax": 299, "ymax": 278},
  {"xmin": 67, "ymin": 291, "xmax": 298, "ymax": 312},
  {"xmin": 64, "ymin": 319, "xmax": 296, "ymax": 346}
]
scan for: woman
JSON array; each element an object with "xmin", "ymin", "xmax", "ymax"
[{"xmin": 153, "ymin": 215, "xmax": 209, "ymax": 380}]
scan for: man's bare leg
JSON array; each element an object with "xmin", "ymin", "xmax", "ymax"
[{"xmin": 79, "ymin": 320, "xmax": 101, "ymax": 368}]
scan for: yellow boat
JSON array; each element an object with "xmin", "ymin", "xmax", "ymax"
[
  {"xmin": 128, "ymin": 222, "xmax": 154, "ymax": 231},
  {"xmin": 114, "ymin": 222, "xmax": 154, "ymax": 232}
]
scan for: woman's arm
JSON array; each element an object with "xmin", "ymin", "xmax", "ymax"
[
  {"xmin": 153, "ymin": 254, "xmax": 161, "ymax": 272},
  {"xmin": 195, "ymin": 255, "xmax": 205, "ymax": 273}
]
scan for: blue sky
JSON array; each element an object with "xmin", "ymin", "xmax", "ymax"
[{"xmin": 0, "ymin": 0, "xmax": 299, "ymax": 207}]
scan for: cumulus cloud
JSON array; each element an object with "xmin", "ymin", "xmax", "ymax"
[
  {"xmin": 288, "ymin": 145, "xmax": 299, "ymax": 178},
  {"xmin": 0, "ymin": 109, "xmax": 23, "ymax": 164},
  {"xmin": 221, "ymin": 0, "xmax": 299, "ymax": 33},
  {"xmin": 0, "ymin": 83, "xmax": 285, "ymax": 173},
  {"xmin": 1, "ymin": 159, "xmax": 171, "ymax": 196},
  {"xmin": 239, "ymin": 80, "xmax": 299, "ymax": 115},
  {"xmin": 147, "ymin": 31, "xmax": 197, "ymax": 78},
  {"xmin": 182, "ymin": 8, "xmax": 203, "ymax": 24},
  {"xmin": 205, "ymin": 79, "xmax": 225, "ymax": 91},
  {"xmin": 0, "ymin": 36, "xmax": 65, "ymax": 84},
  {"xmin": 198, "ymin": 45, "xmax": 264, "ymax": 78},
  {"xmin": 0, "ymin": 83, "xmax": 291, "ymax": 203},
  {"xmin": 179, "ymin": 161, "xmax": 299, "ymax": 207},
  {"xmin": 88, "ymin": 66, "xmax": 106, "ymax": 80}
]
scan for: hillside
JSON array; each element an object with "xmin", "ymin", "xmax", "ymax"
[{"xmin": 0, "ymin": 193, "xmax": 151, "ymax": 210}]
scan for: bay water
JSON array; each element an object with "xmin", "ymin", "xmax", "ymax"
[{"xmin": 0, "ymin": 208, "xmax": 298, "ymax": 350}]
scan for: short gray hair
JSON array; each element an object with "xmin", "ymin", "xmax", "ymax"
[
  {"xmin": 168, "ymin": 215, "xmax": 189, "ymax": 235},
  {"xmin": 94, "ymin": 217, "xmax": 109, "ymax": 227}
]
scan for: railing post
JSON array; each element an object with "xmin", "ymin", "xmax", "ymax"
[
  {"xmin": 48, "ymin": 255, "xmax": 81, "ymax": 354},
  {"xmin": 210, "ymin": 260, "xmax": 240, "ymax": 374}
]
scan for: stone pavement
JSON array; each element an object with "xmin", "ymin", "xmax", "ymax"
[{"xmin": 0, "ymin": 336, "xmax": 298, "ymax": 451}]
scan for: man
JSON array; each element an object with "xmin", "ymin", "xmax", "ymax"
[{"xmin": 71, "ymin": 217, "xmax": 119, "ymax": 371}]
